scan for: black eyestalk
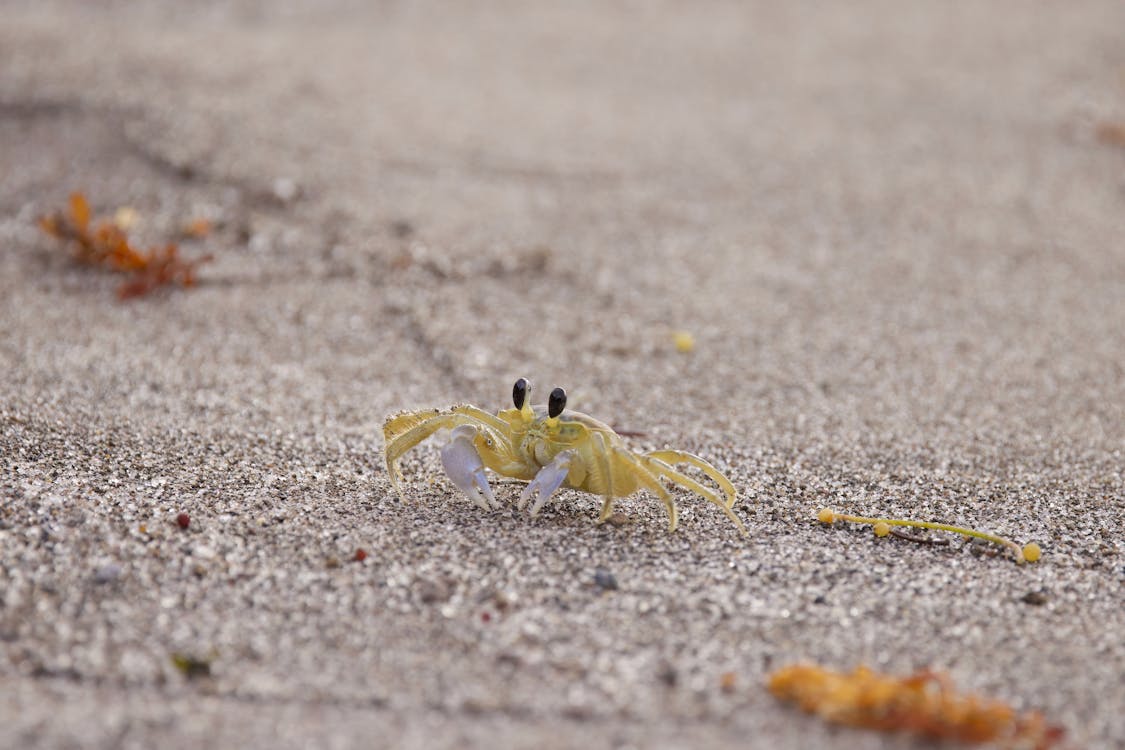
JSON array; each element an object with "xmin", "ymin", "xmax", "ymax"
[
  {"xmin": 513, "ymin": 378, "xmax": 530, "ymax": 410},
  {"xmin": 548, "ymin": 387, "xmax": 567, "ymax": 418}
]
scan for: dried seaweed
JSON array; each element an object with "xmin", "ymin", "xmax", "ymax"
[
  {"xmin": 768, "ymin": 663, "xmax": 1064, "ymax": 748},
  {"xmin": 180, "ymin": 217, "xmax": 213, "ymax": 239},
  {"xmin": 39, "ymin": 192, "xmax": 213, "ymax": 299},
  {"xmin": 817, "ymin": 507, "xmax": 1041, "ymax": 564}
]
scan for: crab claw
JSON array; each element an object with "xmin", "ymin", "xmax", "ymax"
[
  {"xmin": 440, "ymin": 424, "xmax": 498, "ymax": 510},
  {"xmin": 519, "ymin": 450, "xmax": 574, "ymax": 517}
]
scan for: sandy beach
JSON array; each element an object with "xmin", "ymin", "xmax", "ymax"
[{"xmin": 2, "ymin": 2, "xmax": 1124, "ymax": 747}]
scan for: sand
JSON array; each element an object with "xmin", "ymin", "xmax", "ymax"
[{"xmin": 2, "ymin": 1, "xmax": 1124, "ymax": 748}]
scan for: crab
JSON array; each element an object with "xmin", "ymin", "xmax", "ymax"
[{"xmin": 383, "ymin": 378, "xmax": 746, "ymax": 533}]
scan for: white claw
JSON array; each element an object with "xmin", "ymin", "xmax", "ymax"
[
  {"xmin": 440, "ymin": 425, "xmax": 498, "ymax": 510},
  {"xmin": 519, "ymin": 450, "xmax": 574, "ymax": 516}
]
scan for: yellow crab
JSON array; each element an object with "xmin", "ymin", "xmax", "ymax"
[{"xmin": 383, "ymin": 378, "xmax": 746, "ymax": 533}]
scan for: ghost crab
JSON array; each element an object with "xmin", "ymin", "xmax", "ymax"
[{"xmin": 383, "ymin": 378, "xmax": 746, "ymax": 533}]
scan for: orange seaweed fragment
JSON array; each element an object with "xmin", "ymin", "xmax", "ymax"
[
  {"xmin": 39, "ymin": 192, "xmax": 212, "ymax": 299},
  {"xmin": 181, "ymin": 217, "xmax": 213, "ymax": 239},
  {"xmin": 768, "ymin": 664, "xmax": 1064, "ymax": 749}
]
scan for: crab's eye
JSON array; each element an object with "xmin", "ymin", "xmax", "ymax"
[
  {"xmin": 513, "ymin": 378, "xmax": 530, "ymax": 409},
  {"xmin": 548, "ymin": 387, "xmax": 567, "ymax": 418}
]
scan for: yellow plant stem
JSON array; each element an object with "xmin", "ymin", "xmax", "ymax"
[{"xmin": 818, "ymin": 508, "xmax": 1039, "ymax": 563}]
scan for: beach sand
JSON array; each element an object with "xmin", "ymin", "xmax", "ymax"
[{"xmin": 2, "ymin": 2, "xmax": 1124, "ymax": 747}]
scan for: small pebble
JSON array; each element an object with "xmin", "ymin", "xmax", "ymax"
[
  {"xmin": 93, "ymin": 563, "xmax": 122, "ymax": 584},
  {"xmin": 487, "ymin": 589, "xmax": 516, "ymax": 612},
  {"xmin": 272, "ymin": 177, "xmax": 300, "ymax": 203},
  {"xmin": 389, "ymin": 219, "xmax": 414, "ymax": 238},
  {"xmin": 354, "ymin": 548, "xmax": 368, "ymax": 562},
  {"xmin": 1021, "ymin": 591, "xmax": 1049, "ymax": 606},
  {"xmin": 594, "ymin": 568, "xmax": 618, "ymax": 591},
  {"xmin": 176, "ymin": 513, "xmax": 190, "ymax": 529},
  {"xmin": 416, "ymin": 578, "xmax": 452, "ymax": 604},
  {"xmin": 606, "ymin": 512, "xmax": 631, "ymax": 527}
]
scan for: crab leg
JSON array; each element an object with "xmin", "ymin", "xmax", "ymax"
[
  {"xmin": 643, "ymin": 456, "xmax": 747, "ymax": 535},
  {"xmin": 440, "ymin": 425, "xmax": 499, "ymax": 510},
  {"xmin": 613, "ymin": 450, "xmax": 680, "ymax": 532},
  {"xmin": 588, "ymin": 431, "xmax": 615, "ymax": 520},
  {"xmin": 518, "ymin": 450, "xmax": 575, "ymax": 516},
  {"xmin": 447, "ymin": 404, "xmax": 512, "ymax": 433},
  {"xmin": 383, "ymin": 411, "xmax": 504, "ymax": 494},
  {"xmin": 384, "ymin": 404, "xmax": 510, "ymax": 446},
  {"xmin": 645, "ymin": 450, "xmax": 737, "ymax": 509}
]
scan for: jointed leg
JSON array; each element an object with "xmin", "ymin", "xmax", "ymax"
[
  {"xmin": 615, "ymin": 450, "xmax": 680, "ymax": 532},
  {"xmin": 386, "ymin": 413, "xmax": 478, "ymax": 488},
  {"xmin": 448, "ymin": 404, "xmax": 512, "ymax": 434},
  {"xmin": 592, "ymin": 432, "xmax": 618, "ymax": 523},
  {"xmin": 643, "ymin": 456, "xmax": 746, "ymax": 535},
  {"xmin": 383, "ymin": 412, "xmax": 505, "ymax": 502},
  {"xmin": 645, "ymin": 450, "xmax": 737, "ymax": 509},
  {"xmin": 597, "ymin": 496, "xmax": 616, "ymax": 524}
]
